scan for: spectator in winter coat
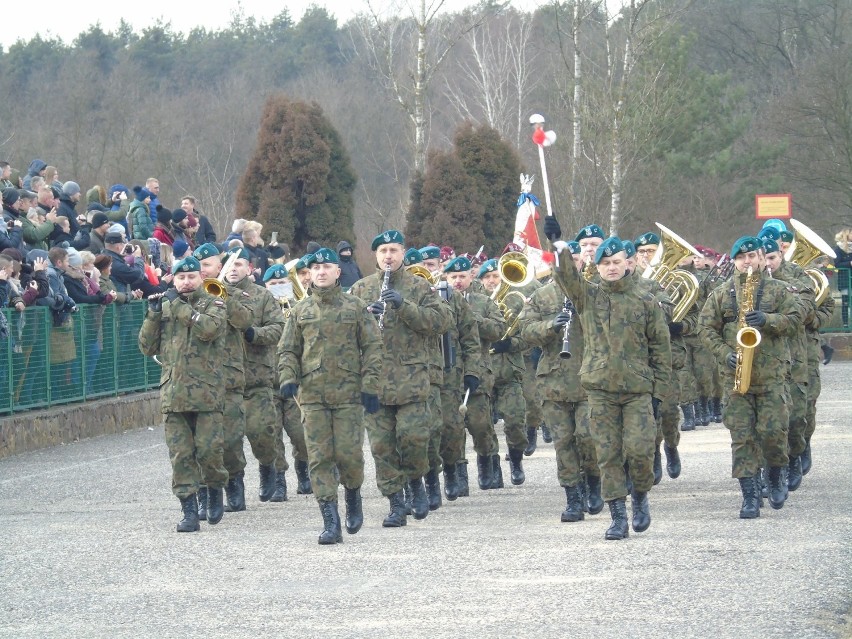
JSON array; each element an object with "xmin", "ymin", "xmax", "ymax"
[
  {"xmin": 57, "ymin": 182, "xmax": 83, "ymax": 237},
  {"xmin": 87, "ymin": 212, "xmax": 111, "ymax": 254},
  {"xmin": 336, "ymin": 240, "xmax": 362, "ymax": 289},
  {"xmin": 152, "ymin": 206, "xmax": 175, "ymax": 246},
  {"xmin": 22, "ymin": 159, "xmax": 47, "ymax": 190},
  {"xmin": 181, "ymin": 196, "xmax": 216, "ymax": 244},
  {"xmin": 129, "ymin": 186, "xmax": 154, "ymax": 239},
  {"xmin": 225, "ymin": 218, "xmax": 246, "ymax": 246},
  {"xmin": 146, "ymin": 178, "xmax": 161, "ymax": 225}
]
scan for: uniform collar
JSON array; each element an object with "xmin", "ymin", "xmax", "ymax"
[{"xmin": 311, "ymin": 283, "xmax": 340, "ymax": 302}]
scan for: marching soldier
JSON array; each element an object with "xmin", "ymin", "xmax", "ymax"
[
  {"xmin": 689, "ymin": 246, "xmax": 725, "ymax": 424},
  {"xmin": 138, "ymin": 256, "xmax": 229, "ymax": 532},
  {"xmin": 349, "ymin": 230, "xmax": 453, "ymax": 526},
  {"xmin": 278, "ymin": 248, "xmax": 382, "ymax": 544}
]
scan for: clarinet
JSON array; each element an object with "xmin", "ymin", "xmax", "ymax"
[
  {"xmin": 377, "ymin": 265, "xmax": 391, "ymax": 331},
  {"xmin": 559, "ymin": 297, "xmax": 574, "ymax": 359}
]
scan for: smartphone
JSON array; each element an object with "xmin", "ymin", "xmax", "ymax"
[{"xmin": 271, "ymin": 232, "xmax": 278, "ymax": 244}]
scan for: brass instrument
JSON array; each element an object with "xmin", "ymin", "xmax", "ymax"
[
  {"xmin": 785, "ymin": 219, "xmax": 837, "ymax": 305},
  {"xmin": 642, "ymin": 223, "xmax": 700, "ymax": 322},
  {"xmin": 377, "ymin": 265, "xmax": 391, "ymax": 331},
  {"xmin": 733, "ymin": 265, "xmax": 762, "ymax": 394},
  {"xmin": 277, "ymin": 258, "xmax": 309, "ymax": 317},
  {"xmin": 583, "ymin": 256, "xmax": 595, "ymax": 282},
  {"xmin": 203, "ymin": 252, "xmax": 241, "ymax": 299},
  {"xmin": 407, "ymin": 264, "xmax": 439, "ymax": 285},
  {"xmin": 489, "ymin": 252, "xmax": 534, "ymax": 347}
]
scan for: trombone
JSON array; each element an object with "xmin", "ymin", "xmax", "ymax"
[{"xmin": 203, "ymin": 252, "xmax": 241, "ymax": 299}]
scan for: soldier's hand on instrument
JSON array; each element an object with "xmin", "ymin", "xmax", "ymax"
[
  {"xmin": 280, "ymin": 383, "xmax": 299, "ymax": 399},
  {"xmin": 491, "ymin": 339, "xmax": 512, "ymax": 354},
  {"xmin": 367, "ymin": 301, "xmax": 384, "ymax": 316},
  {"xmin": 147, "ymin": 294, "xmax": 164, "ymax": 312},
  {"xmin": 380, "ymin": 288, "xmax": 403, "ymax": 309},
  {"xmin": 164, "ymin": 289, "xmax": 180, "ymax": 303},
  {"xmin": 744, "ymin": 310, "xmax": 766, "ymax": 327},
  {"xmin": 244, "ymin": 327, "xmax": 256, "ymax": 343},
  {"xmin": 543, "ymin": 216, "xmax": 562, "ymax": 242},
  {"xmin": 668, "ymin": 321, "xmax": 684, "ymax": 337},
  {"xmin": 361, "ymin": 392, "xmax": 380, "ymax": 414},
  {"xmin": 553, "ymin": 311, "xmax": 572, "ymax": 332},
  {"xmin": 726, "ymin": 352, "xmax": 738, "ymax": 370},
  {"xmin": 652, "ymin": 397, "xmax": 662, "ymax": 420},
  {"xmin": 463, "ymin": 375, "xmax": 480, "ymax": 394}
]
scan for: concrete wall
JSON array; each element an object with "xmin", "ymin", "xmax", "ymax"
[{"xmin": 0, "ymin": 392, "xmax": 161, "ymax": 459}]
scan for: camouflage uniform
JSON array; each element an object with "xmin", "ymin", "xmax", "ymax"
[
  {"xmin": 219, "ymin": 289, "xmax": 253, "ymax": 478},
  {"xmin": 138, "ymin": 288, "xmax": 229, "ymax": 497},
  {"xmin": 278, "ymin": 284, "xmax": 382, "ymax": 502},
  {"xmin": 804, "ymin": 286, "xmax": 835, "ymax": 451},
  {"xmin": 349, "ymin": 267, "xmax": 453, "ymax": 496},
  {"xmin": 491, "ymin": 291, "xmax": 529, "ymax": 454},
  {"xmin": 690, "ymin": 270, "xmax": 723, "ymax": 408},
  {"xmin": 518, "ymin": 279, "xmax": 544, "ymax": 436}
]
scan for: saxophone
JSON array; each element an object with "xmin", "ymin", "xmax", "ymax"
[{"xmin": 732, "ymin": 266, "xmax": 762, "ymax": 394}]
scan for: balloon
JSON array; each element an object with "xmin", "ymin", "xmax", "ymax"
[
  {"xmin": 543, "ymin": 130, "xmax": 557, "ymax": 147},
  {"xmin": 532, "ymin": 128, "xmax": 546, "ymax": 145}
]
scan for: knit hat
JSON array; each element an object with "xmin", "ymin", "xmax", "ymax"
[
  {"xmin": 91, "ymin": 212, "xmax": 110, "ymax": 228},
  {"xmin": 132, "ymin": 185, "xmax": 153, "ymax": 201},
  {"xmin": 108, "ymin": 223, "xmax": 125, "ymax": 236},
  {"xmin": 306, "ymin": 241, "xmax": 322, "ymax": 254},
  {"xmin": 172, "ymin": 239, "xmax": 190, "ymax": 259},
  {"xmin": 66, "ymin": 247, "xmax": 83, "ymax": 267},
  {"xmin": 104, "ymin": 232, "xmax": 125, "ymax": 244},
  {"xmin": 156, "ymin": 206, "xmax": 173, "ymax": 225},
  {"xmin": 62, "ymin": 181, "xmax": 81, "ymax": 197},
  {"xmin": 171, "ymin": 208, "xmax": 187, "ymax": 225},
  {"xmin": 2, "ymin": 187, "xmax": 20, "ymax": 206}
]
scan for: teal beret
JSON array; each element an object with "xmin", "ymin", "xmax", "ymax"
[
  {"xmin": 444, "ymin": 256, "xmax": 472, "ymax": 273},
  {"xmin": 193, "ymin": 243, "xmax": 220, "ymax": 260},
  {"xmin": 295, "ymin": 255, "xmax": 310, "ymax": 271},
  {"xmin": 762, "ymin": 218, "xmax": 788, "ymax": 233},
  {"xmin": 757, "ymin": 227, "xmax": 780, "ymax": 241},
  {"xmin": 575, "ymin": 224, "xmax": 605, "ymax": 242},
  {"xmin": 371, "ymin": 229, "xmax": 404, "ymax": 251},
  {"xmin": 305, "ymin": 248, "xmax": 339, "ymax": 266},
  {"xmin": 419, "ymin": 245, "xmax": 441, "ymax": 260},
  {"xmin": 172, "ymin": 256, "xmax": 201, "ymax": 274},
  {"xmin": 263, "ymin": 264, "xmax": 288, "ymax": 282},
  {"xmin": 594, "ymin": 237, "xmax": 625, "ymax": 264},
  {"xmin": 635, "ymin": 232, "xmax": 661, "ymax": 247},
  {"xmin": 566, "ymin": 241, "xmax": 581, "ymax": 255},
  {"xmin": 780, "ymin": 230, "xmax": 794, "ymax": 243},
  {"xmin": 477, "ymin": 258, "xmax": 498, "ymax": 278},
  {"xmin": 226, "ymin": 247, "xmax": 251, "ymax": 261},
  {"xmin": 731, "ymin": 236, "xmax": 762, "ymax": 258},
  {"xmin": 623, "ymin": 240, "xmax": 636, "ymax": 258},
  {"xmin": 762, "ymin": 238, "xmax": 780, "ymax": 254},
  {"xmin": 404, "ymin": 248, "xmax": 424, "ymax": 266}
]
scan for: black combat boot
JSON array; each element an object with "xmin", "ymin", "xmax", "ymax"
[
  {"xmin": 541, "ymin": 424, "xmax": 553, "ymax": 443},
  {"xmin": 801, "ymin": 439, "xmax": 812, "ymax": 475},
  {"xmin": 508, "ymin": 448, "xmax": 526, "ymax": 485},
  {"xmin": 408, "ymin": 477, "xmax": 429, "ymax": 520},
  {"xmin": 177, "ymin": 494, "xmax": 200, "ymax": 533},
  {"xmin": 295, "ymin": 460, "xmax": 312, "ymax": 494},
  {"xmin": 457, "ymin": 461, "xmax": 470, "ymax": 497},
  {"xmin": 318, "ymin": 500, "xmax": 343, "ymax": 545},
  {"xmin": 767, "ymin": 466, "xmax": 787, "ymax": 510},
  {"xmin": 579, "ymin": 480, "xmax": 589, "ymax": 513},
  {"xmin": 738, "ymin": 477, "xmax": 760, "ymax": 519},
  {"xmin": 344, "ymin": 487, "xmax": 363, "ymax": 534},
  {"xmin": 382, "ymin": 490, "xmax": 408, "ymax": 527},
  {"xmin": 653, "ymin": 444, "xmax": 663, "ymax": 485},
  {"xmin": 476, "ymin": 454, "xmax": 493, "ymax": 490},
  {"xmin": 757, "ymin": 467, "xmax": 769, "ymax": 499},
  {"xmin": 821, "ymin": 342, "xmax": 834, "ymax": 365},
  {"xmin": 604, "ymin": 498, "xmax": 629, "ymax": 540},
  {"xmin": 524, "ymin": 426, "xmax": 537, "ymax": 456},
  {"xmin": 258, "ymin": 464, "xmax": 276, "ymax": 502},
  {"xmin": 680, "ymin": 404, "xmax": 696, "ymax": 431},
  {"xmin": 443, "ymin": 464, "xmax": 459, "ymax": 501},
  {"xmin": 225, "ymin": 471, "xmax": 246, "ymax": 512},
  {"xmin": 664, "ymin": 444, "xmax": 681, "ymax": 479},
  {"xmin": 424, "ymin": 468, "xmax": 442, "ymax": 511},
  {"xmin": 197, "ymin": 486, "xmax": 208, "ymax": 521},
  {"xmin": 586, "ymin": 475, "xmax": 604, "ymax": 515},
  {"xmin": 402, "ymin": 484, "xmax": 413, "ymax": 515},
  {"xmin": 630, "ymin": 490, "xmax": 651, "ymax": 533},
  {"xmin": 490, "ymin": 454, "xmax": 505, "ymax": 489},
  {"xmin": 561, "ymin": 485, "xmax": 584, "ymax": 522},
  {"xmin": 207, "ymin": 487, "xmax": 224, "ymax": 525},
  {"xmin": 696, "ymin": 397, "xmax": 710, "ymax": 426},
  {"xmin": 787, "ymin": 455, "xmax": 803, "ymax": 492},
  {"xmin": 270, "ymin": 470, "xmax": 288, "ymax": 502},
  {"xmin": 711, "ymin": 397, "xmax": 723, "ymax": 423}
]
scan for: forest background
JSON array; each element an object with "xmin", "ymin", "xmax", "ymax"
[{"xmin": 1, "ymin": 0, "xmax": 849, "ymax": 266}]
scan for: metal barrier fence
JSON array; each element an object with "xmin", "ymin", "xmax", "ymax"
[
  {"xmin": 1, "ymin": 301, "xmax": 160, "ymax": 415},
  {"xmin": 821, "ymin": 267, "xmax": 851, "ymax": 333}
]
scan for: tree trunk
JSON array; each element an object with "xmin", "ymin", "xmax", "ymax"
[{"xmin": 414, "ymin": 0, "xmax": 428, "ymax": 173}]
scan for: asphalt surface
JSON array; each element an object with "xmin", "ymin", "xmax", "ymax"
[{"xmin": 1, "ymin": 364, "xmax": 851, "ymax": 639}]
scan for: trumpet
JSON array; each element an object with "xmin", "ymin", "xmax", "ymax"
[
  {"xmin": 203, "ymin": 251, "xmax": 241, "ymax": 299},
  {"xmin": 559, "ymin": 297, "xmax": 575, "ymax": 359}
]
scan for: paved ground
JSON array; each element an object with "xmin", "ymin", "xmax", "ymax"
[{"xmin": 1, "ymin": 364, "xmax": 851, "ymax": 639}]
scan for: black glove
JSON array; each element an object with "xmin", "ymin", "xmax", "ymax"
[
  {"xmin": 668, "ymin": 321, "xmax": 684, "ymax": 337},
  {"xmin": 491, "ymin": 339, "xmax": 512, "ymax": 354},
  {"xmin": 280, "ymin": 383, "xmax": 299, "ymax": 399},
  {"xmin": 530, "ymin": 346, "xmax": 542, "ymax": 370},
  {"xmin": 726, "ymin": 352, "xmax": 738, "ymax": 370},
  {"xmin": 463, "ymin": 375, "xmax": 480, "ymax": 394},
  {"xmin": 552, "ymin": 311, "xmax": 572, "ymax": 333},
  {"xmin": 367, "ymin": 301, "xmax": 384, "ymax": 316},
  {"xmin": 381, "ymin": 288, "xmax": 403, "ymax": 309},
  {"xmin": 361, "ymin": 392, "xmax": 380, "ymax": 414},
  {"xmin": 147, "ymin": 296, "xmax": 163, "ymax": 312},
  {"xmin": 543, "ymin": 216, "xmax": 562, "ymax": 242},
  {"xmin": 745, "ymin": 310, "xmax": 766, "ymax": 327},
  {"xmin": 164, "ymin": 288, "xmax": 180, "ymax": 303},
  {"xmin": 244, "ymin": 327, "xmax": 256, "ymax": 343},
  {"xmin": 652, "ymin": 397, "xmax": 662, "ymax": 420}
]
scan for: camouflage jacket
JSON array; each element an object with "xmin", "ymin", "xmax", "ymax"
[
  {"xmin": 349, "ymin": 267, "xmax": 453, "ymax": 405},
  {"xmin": 492, "ymin": 287, "xmax": 529, "ymax": 385},
  {"xmin": 278, "ymin": 284, "xmax": 382, "ymax": 406},
  {"xmin": 554, "ymin": 256, "xmax": 672, "ymax": 398},
  {"xmin": 233, "ymin": 275, "xmax": 286, "ymax": 389},
  {"xmin": 138, "ymin": 287, "xmax": 227, "ymax": 413},
  {"xmin": 699, "ymin": 269, "xmax": 804, "ymax": 393},
  {"xmin": 429, "ymin": 287, "xmax": 482, "ymax": 389},
  {"xmin": 805, "ymin": 286, "xmax": 835, "ymax": 367},
  {"xmin": 519, "ymin": 281, "xmax": 586, "ymax": 403},
  {"xmin": 771, "ymin": 260, "xmax": 815, "ymax": 384},
  {"xmin": 219, "ymin": 285, "xmax": 253, "ymax": 392},
  {"xmin": 464, "ymin": 289, "xmax": 505, "ymax": 395}
]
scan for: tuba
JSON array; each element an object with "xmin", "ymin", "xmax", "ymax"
[
  {"xmin": 277, "ymin": 258, "xmax": 308, "ymax": 317},
  {"xmin": 407, "ymin": 264, "xmax": 439, "ymax": 285},
  {"xmin": 785, "ymin": 219, "xmax": 837, "ymax": 305},
  {"xmin": 642, "ymin": 223, "xmax": 700, "ymax": 322},
  {"xmin": 203, "ymin": 251, "xmax": 241, "ymax": 299},
  {"xmin": 733, "ymin": 266, "xmax": 762, "ymax": 394}
]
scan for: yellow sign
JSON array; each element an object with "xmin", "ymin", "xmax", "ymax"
[{"xmin": 755, "ymin": 194, "xmax": 791, "ymax": 220}]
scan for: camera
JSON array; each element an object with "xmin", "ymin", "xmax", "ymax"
[{"xmin": 123, "ymin": 244, "xmax": 134, "ymax": 255}]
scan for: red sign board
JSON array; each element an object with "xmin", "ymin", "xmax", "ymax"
[{"xmin": 755, "ymin": 193, "xmax": 792, "ymax": 220}]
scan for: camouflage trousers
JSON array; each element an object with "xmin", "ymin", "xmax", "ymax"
[
  {"xmin": 426, "ymin": 384, "xmax": 444, "ymax": 471},
  {"xmin": 657, "ymin": 396, "xmax": 681, "ymax": 448},
  {"xmin": 303, "ymin": 403, "xmax": 365, "ymax": 503},
  {"xmin": 275, "ymin": 396, "xmax": 309, "ymax": 473},
  {"xmin": 675, "ymin": 360, "xmax": 697, "ymax": 405},
  {"xmin": 787, "ymin": 381, "xmax": 809, "ymax": 457},
  {"xmin": 440, "ymin": 384, "xmax": 465, "ymax": 466},
  {"xmin": 222, "ymin": 389, "xmax": 247, "ymax": 477},
  {"xmin": 493, "ymin": 380, "xmax": 528, "ymax": 452},
  {"xmin": 587, "ymin": 390, "xmax": 655, "ymax": 501},
  {"xmin": 805, "ymin": 364, "xmax": 821, "ymax": 441},
  {"xmin": 365, "ymin": 401, "xmax": 431, "ymax": 496},
  {"xmin": 688, "ymin": 338, "xmax": 721, "ymax": 397},
  {"xmin": 723, "ymin": 388, "xmax": 789, "ymax": 478},
  {"xmin": 243, "ymin": 386, "xmax": 278, "ymax": 468},
  {"xmin": 522, "ymin": 355, "xmax": 543, "ymax": 429},
  {"xmin": 541, "ymin": 399, "xmax": 599, "ymax": 487},
  {"xmin": 164, "ymin": 411, "xmax": 228, "ymax": 499},
  {"xmin": 464, "ymin": 390, "xmax": 499, "ymax": 457}
]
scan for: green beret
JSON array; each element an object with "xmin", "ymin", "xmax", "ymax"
[
  {"xmin": 780, "ymin": 230, "xmax": 794, "ymax": 243},
  {"xmin": 305, "ymin": 248, "xmax": 339, "ymax": 266},
  {"xmin": 566, "ymin": 241, "xmax": 581, "ymax": 255},
  {"xmin": 226, "ymin": 247, "xmax": 251, "ymax": 261},
  {"xmin": 193, "ymin": 243, "xmax": 220, "ymax": 260},
  {"xmin": 757, "ymin": 227, "xmax": 780, "ymax": 241},
  {"xmin": 574, "ymin": 224, "xmax": 605, "ymax": 242},
  {"xmin": 731, "ymin": 236, "xmax": 762, "ymax": 258},
  {"xmin": 622, "ymin": 240, "xmax": 636, "ymax": 258},
  {"xmin": 444, "ymin": 256, "xmax": 472, "ymax": 273},
  {"xmin": 419, "ymin": 245, "xmax": 441, "ymax": 260},
  {"xmin": 263, "ymin": 264, "xmax": 288, "ymax": 282},
  {"xmin": 404, "ymin": 248, "xmax": 424, "ymax": 266},
  {"xmin": 762, "ymin": 218, "xmax": 788, "ymax": 233},
  {"xmin": 172, "ymin": 256, "xmax": 201, "ymax": 274},
  {"xmin": 594, "ymin": 237, "xmax": 625, "ymax": 264},
  {"xmin": 477, "ymin": 258, "xmax": 498, "ymax": 278},
  {"xmin": 371, "ymin": 229, "xmax": 404, "ymax": 251},
  {"xmin": 635, "ymin": 232, "xmax": 661, "ymax": 247},
  {"xmin": 295, "ymin": 255, "xmax": 311, "ymax": 271},
  {"xmin": 762, "ymin": 238, "xmax": 780, "ymax": 254}
]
